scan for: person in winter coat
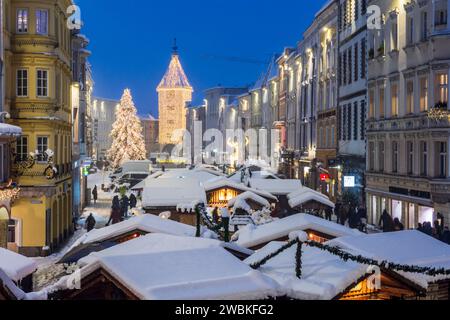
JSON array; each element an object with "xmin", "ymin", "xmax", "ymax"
[
  {"xmin": 379, "ymin": 209, "xmax": 395, "ymax": 232},
  {"xmin": 325, "ymin": 207, "xmax": 333, "ymax": 221},
  {"xmin": 357, "ymin": 206, "xmax": 368, "ymax": 232},
  {"xmin": 348, "ymin": 206, "xmax": 358, "ymax": 229},
  {"xmin": 85, "ymin": 213, "xmax": 96, "ymax": 232},
  {"xmin": 334, "ymin": 202, "xmax": 341, "ymax": 224},
  {"xmin": 107, "ymin": 196, "xmax": 122, "ymax": 226},
  {"xmin": 129, "ymin": 193, "xmax": 137, "ymax": 209},
  {"xmin": 121, "ymin": 195, "xmax": 130, "ymax": 219},
  {"xmin": 441, "ymin": 227, "xmax": 450, "ymax": 245},
  {"xmin": 92, "ymin": 186, "xmax": 98, "ymax": 204},
  {"xmin": 340, "ymin": 204, "xmax": 349, "ymax": 226},
  {"xmin": 393, "ymin": 218, "xmax": 404, "ymax": 231}
]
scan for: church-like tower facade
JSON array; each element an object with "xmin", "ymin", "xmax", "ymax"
[{"xmin": 157, "ymin": 44, "xmax": 193, "ymax": 150}]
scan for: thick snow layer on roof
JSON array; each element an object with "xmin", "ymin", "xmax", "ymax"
[
  {"xmin": 234, "ymin": 214, "xmax": 361, "ymax": 248},
  {"xmin": 245, "ymin": 242, "xmax": 368, "ymax": 300},
  {"xmin": 228, "ymin": 191, "xmax": 270, "ymax": 208},
  {"xmin": 288, "ymin": 186, "xmax": 330, "ymax": 200},
  {"xmin": 328, "ymin": 231, "xmax": 450, "ymax": 287},
  {"xmin": 0, "ymin": 268, "xmax": 26, "ymax": 299},
  {"xmin": 0, "ymin": 248, "xmax": 37, "ymax": 282},
  {"xmin": 288, "ymin": 190, "xmax": 335, "ymax": 209},
  {"xmin": 78, "ymin": 233, "xmax": 252, "ymax": 266},
  {"xmin": 203, "ymin": 178, "xmax": 277, "ymax": 201},
  {"xmin": 142, "ymin": 178, "xmax": 207, "ymax": 208},
  {"xmin": 158, "ymin": 169, "xmax": 220, "ymax": 184},
  {"xmin": 70, "ymin": 215, "xmax": 211, "ymax": 249},
  {"xmin": 0, "ymin": 123, "xmax": 22, "ymax": 136},
  {"xmin": 249, "ymin": 179, "xmax": 302, "ymax": 196},
  {"xmin": 62, "ymin": 234, "xmax": 279, "ymax": 300}
]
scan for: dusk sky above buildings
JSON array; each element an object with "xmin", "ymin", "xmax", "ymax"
[{"xmin": 76, "ymin": 0, "xmax": 325, "ymax": 117}]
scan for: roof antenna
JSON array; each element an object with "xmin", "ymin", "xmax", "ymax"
[{"xmin": 172, "ymin": 38, "xmax": 178, "ymax": 55}]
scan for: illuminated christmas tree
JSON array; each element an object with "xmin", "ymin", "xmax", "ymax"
[{"xmin": 108, "ymin": 89, "xmax": 147, "ymax": 168}]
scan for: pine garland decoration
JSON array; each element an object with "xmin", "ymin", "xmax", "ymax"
[{"xmin": 296, "ymin": 241, "xmax": 303, "ymax": 279}]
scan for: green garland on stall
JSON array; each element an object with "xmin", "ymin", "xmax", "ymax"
[{"xmin": 250, "ymin": 238, "xmax": 450, "ymax": 279}]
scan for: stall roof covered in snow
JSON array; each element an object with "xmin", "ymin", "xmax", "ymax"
[
  {"xmin": 328, "ymin": 231, "xmax": 450, "ymax": 288},
  {"xmin": 0, "ymin": 123, "xmax": 22, "ymax": 136},
  {"xmin": 203, "ymin": 178, "xmax": 277, "ymax": 201},
  {"xmin": 228, "ymin": 191, "xmax": 270, "ymax": 209},
  {"xmin": 234, "ymin": 214, "xmax": 361, "ymax": 249},
  {"xmin": 55, "ymin": 234, "xmax": 278, "ymax": 300},
  {"xmin": 0, "ymin": 248, "xmax": 37, "ymax": 282},
  {"xmin": 244, "ymin": 242, "xmax": 368, "ymax": 300},
  {"xmin": 288, "ymin": 189, "xmax": 335, "ymax": 209},
  {"xmin": 249, "ymin": 179, "xmax": 302, "ymax": 196},
  {"xmin": 142, "ymin": 178, "xmax": 207, "ymax": 208},
  {"xmin": 69, "ymin": 215, "xmax": 212, "ymax": 249}
]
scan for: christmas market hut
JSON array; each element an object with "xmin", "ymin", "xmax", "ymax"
[
  {"xmin": 48, "ymin": 234, "xmax": 277, "ymax": 300},
  {"xmin": 233, "ymin": 213, "xmax": 362, "ymax": 250},
  {"xmin": 287, "ymin": 188, "xmax": 335, "ymax": 212},
  {"xmin": 0, "ymin": 247, "xmax": 37, "ymax": 293}
]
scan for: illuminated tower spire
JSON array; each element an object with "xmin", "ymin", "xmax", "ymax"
[{"xmin": 157, "ymin": 41, "xmax": 193, "ymax": 150}]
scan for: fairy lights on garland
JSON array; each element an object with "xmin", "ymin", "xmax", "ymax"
[{"xmin": 250, "ymin": 237, "xmax": 450, "ymax": 279}]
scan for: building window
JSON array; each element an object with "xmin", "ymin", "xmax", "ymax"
[
  {"xmin": 392, "ymin": 141, "xmax": 399, "ymax": 173},
  {"xmin": 435, "ymin": 73, "xmax": 448, "ymax": 106},
  {"xmin": 360, "ymin": 100, "xmax": 366, "ymax": 140},
  {"xmin": 438, "ymin": 142, "xmax": 447, "ymax": 178},
  {"xmin": 379, "ymin": 141, "xmax": 385, "ymax": 172},
  {"xmin": 37, "ymin": 136, "xmax": 49, "ymax": 162},
  {"xmin": 16, "ymin": 136, "xmax": 28, "ymax": 161},
  {"xmin": 331, "ymin": 125, "xmax": 335, "ymax": 147},
  {"xmin": 37, "ymin": 70, "xmax": 48, "ymax": 97},
  {"xmin": 361, "ymin": 38, "xmax": 366, "ymax": 79},
  {"xmin": 391, "ymin": 22, "xmax": 398, "ymax": 50},
  {"xmin": 420, "ymin": 77, "xmax": 428, "ymax": 111},
  {"xmin": 347, "ymin": 103, "xmax": 352, "ymax": 141},
  {"xmin": 421, "ymin": 141, "xmax": 428, "ymax": 176},
  {"xmin": 8, "ymin": 220, "xmax": 17, "ymax": 243},
  {"xmin": 16, "ymin": 69, "xmax": 28, "ymax": 97},
  {"xmin": 36, "ymin": 9, "xmax": 48, "ymax": 35},
  {"xmin": 369, "ymin": 89, "xmax": 375, "ymax": 118},
  {"xmin": 16, "ymin": 9, "xmax": 28, "ymax": 33},
  {"xmin": 343, "ymin": 51, "xmax": 347, "ymax": 85},
  {"xmin": 369, "ymin": 142, "xmax": 375, "ymax": 171},
  {"xmin": 421, "ymin": 11, "xmax": 428, "ymax": 41},
  {"xmin": 379, "ymin": 86, "xmax": 385, "ymax": 118},
  {"xmin": 391, "ymin": 82, "xmax": 399, "ymax": 116},
  {"xmin": 319, "ymin": 127, "xmax": 324, "ymax": 148},
  {"xmin": 354, "ymin": 43, "xmax": 359, "ymax": 82},
  {"xmin": 435, "ymin": 7, "xmax": 448, "ymax": 26},
  {"xmin": 406, "ymin": 80, "xmax": 414, "ymax": 114},
  {"xmin": 407, "ymin": 141, "xmax": 414, "ymax": 175},
  {"xmin": 407, "ymin": 16, "xmax": 415, "ymax": 45},
  {"xmin": 348, "ymin": 48, "xmax": 352, "ymax": 85}
]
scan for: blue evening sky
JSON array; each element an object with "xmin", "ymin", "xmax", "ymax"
[{"xmin": 76, "ymin": 0, "xmax": 325, "ymax": 118}]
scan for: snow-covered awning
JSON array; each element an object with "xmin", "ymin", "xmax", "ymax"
[
  {"xmin": 288, "ymin": 190, "xmax": 335, "ymax": 209},
  {"xmin": 249, "ymin": 179, "xmax": 302, "ymax": 196},
  {"xmin": 234, "ymin": 214, "xmax": 361, "ymax": 249},
  {"xmin": 244, "ymin": 242, "xmax": 370, "ymax": 300},
  {"xmin": 54, "ymin": 234, "xmax": 279, "ymax": 300},
  {"xmin": 228, "ymin": 191, "xmax": 270, "ymax": 209},
  {"xmin": 0, "ymin": 248, "xmax": 37, "ymax": 282},
  {"xmin": 142, "ymin": 178, "xmax": 207, "ymax": 208},
  {"xmin": 328, "ymin": 231, "xmax": 450, "ymax": 288},
  {"xmin": 0, "ymin": 123, "xmax": 22, "ymax": 137},
  {"xmin": 203, "ymin": 178, "xmax": 277, "ymax": 201}
]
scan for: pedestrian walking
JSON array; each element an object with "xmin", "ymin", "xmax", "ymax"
[
  {"xmin": 92, "ymin": 186, "xmax": 98, "ymax": 204},
  {"xmin": 129, "ymin": 193, "xmax": 137, "ymax": 209},
  {"xmin": 379, "ymin": 209, "xmax": 395, "ymax": 232},
  {"xmin": 325, "ymin": 207, "xmax": 333, "ymax": 221},
  {"xmin": 85, "ymin": 213, "xmax": 96, "ymax": 232},
  {"xmin": 107, "ymin": 196, "xmax": 122, "ymax": 226},
  {"xmin": 121, "ymin": 195, "xmax": 130, "ymax": 220}
]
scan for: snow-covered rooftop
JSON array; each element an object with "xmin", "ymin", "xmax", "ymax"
[
  {"xmin": 0, "ymin": 123, "xmax": 22, "ymax": 137},
  {"xmin": 249, "ymin": 179, "xmax": 302, "ymax": 196},
  {"xmin": 56, "ymin": 234, "xmax": 279, "ymax": 300},
  {"xmin": 288, "ymin": 189, "xmax": 335, "ymax": 209},
  {"xmin": 0, "ymin": 248, "xmax": 37, "ymax": 282},
  {"xmin": 328, "ymin": 231, "xmax": 450, "ymax": 288},
  {"xmin": 203, "ymin": 178, "xmax": 277, "ymax": 201},
  {"xmin": 142, "ymin": 178, "xmax": 207, "ymax": 208},
  {"xmin": 244, "ymin": 242, "xmax": 368, "ymax": 300},
  {"xmin": 69, "ymin": 214, "xmax": 213, "ymax": 249},
  {"xmin": 234, "ymin": 214, "xmax": 362, "ymax": 249},
  {"xmin": 228, "ymin": 191, "xmax": 270, "ymax": 209}
]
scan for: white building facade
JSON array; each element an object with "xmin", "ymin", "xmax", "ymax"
[{"xmin": 366, "ymin": 0, "xmax": 450, "ymax": 228}]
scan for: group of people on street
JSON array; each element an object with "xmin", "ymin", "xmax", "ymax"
[
  {"xmin": 417, "ymin": 213, "xmax": 450, "ymax": 244},
  {"xmin": 107, "ymin": 193, "xmax": 138, "ymax": 226},
  {"xmin": 333, "ymin": 202, "xmax": 367, "ymax": 232},
  {"xmin": 378, "ymin": 209, "xmax": 405, "ymax": 232}
]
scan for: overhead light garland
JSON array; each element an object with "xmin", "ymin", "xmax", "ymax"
[
  {"xmin": 428, "ymin": 105, "xmax": 450, "ymax": 121},
  {"xmin": 250, "ymin": 237, "xmax": 450, "ymax": 279}
]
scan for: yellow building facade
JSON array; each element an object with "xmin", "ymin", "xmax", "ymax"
[{"xmin": 3, "ymin": 0, "xmax": 73, "ymax": 256}]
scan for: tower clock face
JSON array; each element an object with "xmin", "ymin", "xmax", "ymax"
[{"xmin": 167, "ymin": 91, "xmax": 175, "ymax": 99}]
